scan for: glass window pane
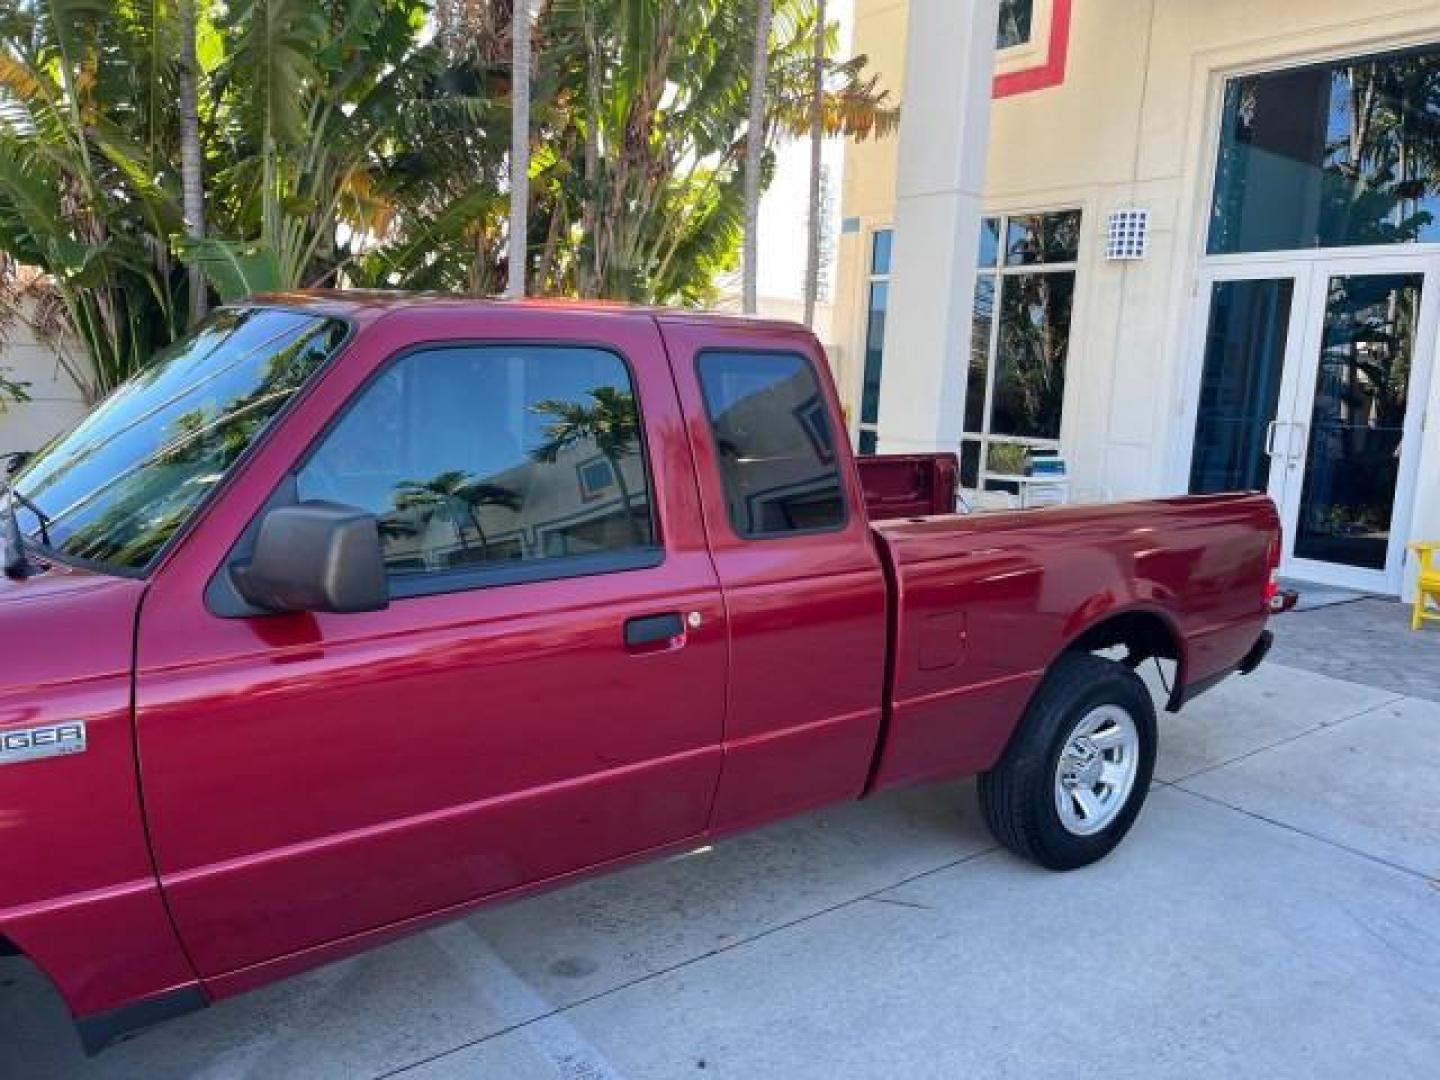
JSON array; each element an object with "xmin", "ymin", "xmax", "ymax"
[
  {"xmin": 17, "ymin": 309, "xmax": 346, "ymax": 571},
  {"xmin": 983, "ymin": 475, "xmax": 1021, "ymax": 498},
  {"xmin": 858, "ymin": 429, "xmax": 878, "ymax": 455},
  {"xmin": 697, "ymin": 351, "xmax": 846, "ymax": 537},
  {"xmin": 1294, "ymin": 274, "xmax": 1421, "ymax": 570},
  {"xmin": 985, "ymin": 441, "xmax": 1032, "ymax": 477},
  {"xmin": 1210, "ymin": 48, "xmax": 1440, "ymax": 254},
  {"xmin": 870, "ymin": 229, "xmax": 894, "ymax": 276},
  {"xmin": 1189, "ymin": 279, "xmax": 1294, "ymax": 495},
  {"xmin": 960, "ymin": 439, "xmax": 982, "ymax": 489},
  {"xmin": 978, "ymin": 217, "xmax": 1001, "ymax": 267},
  {"xmin": 992, "ymin": 272, "xmax": 1074, "ymax": 440},
  {"xmin": 967, "ymin": 276, "xmax": 994, "ymax": 433},
  {"xmin": 861, "ymin": 281, "xmax": 888, "ymax": 426},
  {"xmin": 296, "ymin": 346, "xmax": 654, "ymax": 579},
  {"xmin": 1005, "ymin": 210, "xmax": 1081, "ymax": 266},
  {"xmin": 997, "ymin": 0, "xmax": 1033, "ymax": 50}
]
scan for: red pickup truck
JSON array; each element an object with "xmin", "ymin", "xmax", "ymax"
[{"xmin": 0, "ymin": 294, "xmax": 1280, "ymax": 1052}]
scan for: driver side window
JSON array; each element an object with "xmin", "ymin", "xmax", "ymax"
[{"xmin": 296, "ymin": 345, "xmax": 656, "ymax": 591}]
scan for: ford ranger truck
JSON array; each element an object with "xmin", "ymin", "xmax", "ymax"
[{"xmin": 0, "ymin": 294, "xmax": 1281, "ymax": 1053}]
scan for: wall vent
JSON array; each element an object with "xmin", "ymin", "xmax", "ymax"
[{"xmin": 1105, "ymin": 209, "xmax": 1149, "ymax": 261}]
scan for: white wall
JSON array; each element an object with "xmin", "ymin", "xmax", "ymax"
[{"xmin": 0, "ymin": 307, "xmax": 88, "ymax": 458}]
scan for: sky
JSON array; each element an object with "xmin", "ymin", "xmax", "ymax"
[{"xmin": 755, "ymin": 0, "xmax": 856, "ymax": 306}]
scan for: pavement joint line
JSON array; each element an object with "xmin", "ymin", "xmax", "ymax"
[
  {"xmin": 1315, "ymin": 692, "xmax": 1410, "ymax": 728},
  {"xmin": 1162, "ymin": 691, "xmax": 1408, "ymax": 785},
  {"xmin": 374, "ymin": 842, "xmax": 1000, "ymax": 1078},
  {"xmin": 1164, "ymin": 783, "xmax": 1432, "ymax": 883},
  {"xmin": 428, "ymin": 921, "xmax": 629, "ymax": 1080}
]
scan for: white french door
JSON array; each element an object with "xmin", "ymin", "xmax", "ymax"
[{"xmin": 1187, "ymin": 252, "xmax": 1439, "ymax": 594}]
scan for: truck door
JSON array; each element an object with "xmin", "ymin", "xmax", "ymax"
[
  {"xmin": 659, "ymin": 320, "xmax": 889, "ymax": 833},
  {"xmin": 133, "ymin": 309, "xmax": 726, "ymax": 978}
]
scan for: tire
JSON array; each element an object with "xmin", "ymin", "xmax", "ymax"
[{"xmin": 978, "ymin": 652, "xmax": 1157, "ymax": 870}]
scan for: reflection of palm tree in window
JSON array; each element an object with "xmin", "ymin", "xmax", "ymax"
[
  {"xmin": 1321, "ymin": 277, "xmax": 1415, "ymax": 429},
  {"xmin": 530, "ymin": 387, "xmax": 645, "ymax": 545},
  {"xmin": 998, "ymin": 273, "xmax": 1070, "ymax": 439},
  {"xmin": 36, "ymin": 325, "xmax": 338, "ymax": 559},
  {"xmin": 393, "ymin": 470, "xmax": 521, "ymax": 560},
  {"xmin": 1325, "ymin": 57, "xmax": 1440, "ymax": 243},
  {"xmin": 996, "ymin": 0, "xmax": 1032, "ymax": 50}
]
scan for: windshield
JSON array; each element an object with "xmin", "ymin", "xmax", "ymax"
[{"xmin": 14, "ymin": 307, "xmax": 348, "ymax": 573}]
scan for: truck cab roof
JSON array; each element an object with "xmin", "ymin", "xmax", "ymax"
[{"xmin": 245, "ymin": 290, "xmax": 813, "ymax": 336}]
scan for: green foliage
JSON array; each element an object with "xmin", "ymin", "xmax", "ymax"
[
  {"xmin": 0, "ymin": 0, "xmax": 898, "ymax": 391},
  {"xmin": 0, "ymin": 0, "xmax": 187, "ymax": 398},
  {"xmin": 175, "ymin": 236, "xmax": 282, "ymax": 302},
  {"xmin": 0, "ymin": 361, "xmax": 26, "ymax": 407},
  {"xmin": 379, "ymin": 0, "xmax": 899, "ymax": 304}
]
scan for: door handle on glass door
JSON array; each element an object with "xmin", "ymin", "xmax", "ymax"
[{"xmin": 1264, "ymin": 420, "xmax": 1281, "ymax": 458}]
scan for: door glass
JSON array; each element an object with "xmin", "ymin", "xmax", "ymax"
[
  {"xmin": 1189, "ymin": 279, "xmax": 1294, "ymax": 494},
  {"xmin": 1294, "ymin": 273, "xmax": 1421, "ymax": 570},
  {"xmin": 296, "ymin": 345, "xmax": 656, "ymax": 584},
  {"xmin": 696, "ymin": 350, "xmax": 846, "ymax": 537}
]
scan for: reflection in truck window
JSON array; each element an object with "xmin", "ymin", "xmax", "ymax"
[
  {"xmin": 296, "ymin": 345, "xmax": 655, "ymax": 578},
  {"xmin": 696, "ymin": 351, "xmax": 846, "ymax": 538},
  {"xmin": 14, "ymin": 308, "xmax": 348, "ymax": 572}
]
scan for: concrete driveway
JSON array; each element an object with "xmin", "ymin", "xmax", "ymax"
[{"xmin": 4, "ymin": 601, "xmax": 1438, "ymax": 1079}]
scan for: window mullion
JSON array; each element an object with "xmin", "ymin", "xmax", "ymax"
[{"xmin": 981, "ymin": 262, "xmax": 1004, "ymax": 490}]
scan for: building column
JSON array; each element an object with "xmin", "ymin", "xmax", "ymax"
[{"xmin": 876, "ymin": 0, "xmax": 998, "ymax": 453}]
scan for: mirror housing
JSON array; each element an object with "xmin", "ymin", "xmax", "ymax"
[{"xmin": 231, "ymin": 502, "xmax": 388, "ymax": 614}]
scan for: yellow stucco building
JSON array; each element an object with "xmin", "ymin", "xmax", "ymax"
[{"xmin": 833, "ymin": 0, "xmax": 1440, "ymax": 599}]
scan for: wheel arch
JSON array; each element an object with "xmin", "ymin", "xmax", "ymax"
[
  {"xmin": 1060, "ymin": 605, "xmax": 1187, "ymax": 712},
  {"xmin": 977, "ymin": 604, "xmax": 1183, "ymax": 780}
]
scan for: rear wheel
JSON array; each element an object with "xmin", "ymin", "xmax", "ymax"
[{"xmin": 978, "ymin": 652, "xmax": 1156, "ymax": 870}]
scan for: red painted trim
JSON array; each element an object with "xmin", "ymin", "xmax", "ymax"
[{"xmin": 993, "ymin": 0, "xmax": 1073, "ymax": 98}]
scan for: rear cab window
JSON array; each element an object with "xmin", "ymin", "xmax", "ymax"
[
  {"xmin": 695, "ymin": 350, "xmax": 847, "ymax": 538},
  {"xmin": 294, "ymin": 344, "xmax": 659, "ymax": 596}
]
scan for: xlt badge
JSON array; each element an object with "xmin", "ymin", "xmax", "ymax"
[{"xmin": 0, "ymin": 721, "xmax": 87, "ymax": 765}]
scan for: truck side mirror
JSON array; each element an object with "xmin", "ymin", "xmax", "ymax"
[{"xmin": 231, "ymin": 502, "xmax": 388, "ymax": 614}]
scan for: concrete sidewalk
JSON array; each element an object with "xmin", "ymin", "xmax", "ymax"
[{"xmin": 4, "ymin": 606, "xmax": 1438, "ymax": 1078}]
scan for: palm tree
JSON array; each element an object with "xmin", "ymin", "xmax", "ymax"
[
  {"xmin": 178, "ymin": 0, "xmax": 207, "ymax": 326},
  {"xmin": 742, "ymin": 0, "xmax": 773, "ymax": 314},
  {"xmin": 803, "ymin": 0, "xmax": 826, "ymax": 328},
  {"xmin": 530, "ymin": 387, "xmax": 645, "ymax": 544},
  {"xmin": 508, "ymin": 0, "xmax": 531, "ymax": 298}
]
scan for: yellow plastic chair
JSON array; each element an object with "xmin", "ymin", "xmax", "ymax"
[{"xmin": 1410, "ymin": 542, "xmax": 1440, "ymax": 631}]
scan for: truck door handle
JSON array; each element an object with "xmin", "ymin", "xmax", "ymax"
[{"xmin": 624, "ymin": 612, "xmax": 685, "ymax": 649}]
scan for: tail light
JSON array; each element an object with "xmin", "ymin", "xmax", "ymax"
[{"xmin": 1263, "ymin": 526, "xmax": 1282, "ymax": 608}]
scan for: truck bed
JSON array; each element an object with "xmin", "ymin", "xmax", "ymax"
[{"xmin": 865, "ymin": 493, "xmax": 1278, "ymax": 792}]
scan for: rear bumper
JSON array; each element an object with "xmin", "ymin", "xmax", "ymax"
[{"xmin": 1238, "ymin": 628, "xmax": 1274, "ymax": 675}]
